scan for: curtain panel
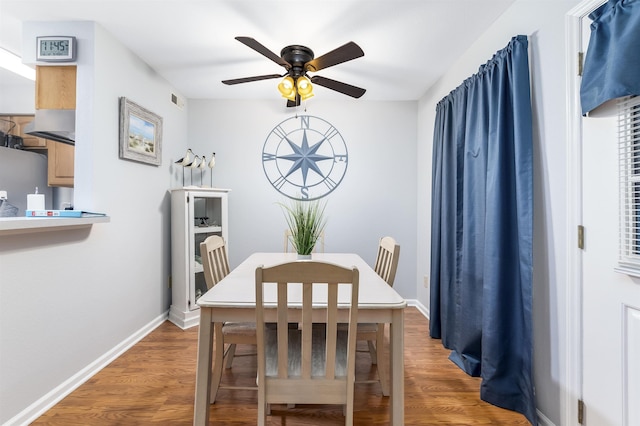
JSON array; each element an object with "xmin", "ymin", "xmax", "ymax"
[
  {"xmin": 581, "ymin": 0, "xmax": 640, "ymax": 115},
  {"xmin": 429, "ymin": 35, "xmax": 535, "ymax": 424}
]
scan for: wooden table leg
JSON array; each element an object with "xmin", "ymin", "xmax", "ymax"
[
  {"xmin": 377, "ymin": 323, "xmax": 390, "ymax": 396},
  {"xmin": 390, "ymin": 309, "xmax": 405, "ymax": 425},
  {"xmin": 194, "ymin": 308, "xmax": 214, "ymax": 425},
  {"xmin": 210, "ymin": 322, "xmax": 224, "ymax": 403}
]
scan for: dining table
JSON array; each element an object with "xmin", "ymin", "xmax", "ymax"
[{"xmin": 193, "ymin": 252, "xmax": 407, "ymax": 425}]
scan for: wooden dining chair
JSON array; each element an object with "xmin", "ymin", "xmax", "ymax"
[
  {"xmin": 355, "ymin": 236, "xmax": 400, "ymax": 396},
  {"xmin": 200, "ymin": 235, "xmax": 257, "ymax": 403},
  {"xmin": 255, "ymin": 261, "xmax": 360, "ymax": 426},
  {"xmin": 283, "ymin": 229, "xmax": 325, "ymax": 253}
]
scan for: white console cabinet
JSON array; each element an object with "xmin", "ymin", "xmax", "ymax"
[{"xmin": 169, "ymin": 188, "xmax": 230, "ymax": 329}]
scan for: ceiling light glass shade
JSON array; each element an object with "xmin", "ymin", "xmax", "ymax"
[
  {"xmin": 0, "ymin": 48, "xmax": 35, "ymax": 81},
  {"xmin": 278, "ymin": 76, "xmax": 296, "ymax": 100},
  {"xmin": 296, "ymin": 76, "xmax": 314, "ymax": 100}
]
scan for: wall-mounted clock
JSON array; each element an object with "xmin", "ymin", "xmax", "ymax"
[
  {"xmin": 36, "ymin": 36, "xmax": 76, "ymax": 62},
  {"xmin": 262, "ymin": 115, "xmax": 348, "ymax": 201}
]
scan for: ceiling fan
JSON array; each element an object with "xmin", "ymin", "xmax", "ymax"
[{"xmin": 222, "ymin": 36, "xmax": 366, "ymax": 107}]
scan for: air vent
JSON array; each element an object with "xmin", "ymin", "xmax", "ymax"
[{"xmin": 170, "ymin": 91, "xmax": 184, "ymax": 110}]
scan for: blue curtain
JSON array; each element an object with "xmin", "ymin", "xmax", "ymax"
[
  {"xmin": 429, "ymin": 35, "xmax": 535, "ymax": 424},
  {"xmin": 581, "ymin": 0, "xmax": 640, "ymax": 115}
]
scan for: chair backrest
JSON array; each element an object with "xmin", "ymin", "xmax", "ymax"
[
  {"xmin": 374, "ymin": 236, "xmax": 400, "ymax": 286},
  {"xmin": 200, "ymin": 235, "xmax": 230, "ymax": 290},
  {"xmin": 255, "ymin": 260, "xmax": 359, "ymax": 407},
  {"xmin": 283, "ymin": 229, "xmax": 325, "ymax": 253}
]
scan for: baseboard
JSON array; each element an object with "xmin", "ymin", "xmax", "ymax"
[
  {"xmin": 536, "ymin": 409, "xmax": 556, "ymax": 426},
  {"xmin": 4, "ymin": 310, "xmax": 169, "ymax": 426},
  {"xmin": 406, "ymin": 298, "xmax": 429, "ymax": 319},
  {"xmin": 168, "ymin": 304, "xmax": 200, "ymax": 329},
  {"xmin": 405, "ymin": 299, "xmax": 554, "ymax": 426},
  {"xmin": 5, "ymin": 301, "xmax": 554, "ymax": 426}
]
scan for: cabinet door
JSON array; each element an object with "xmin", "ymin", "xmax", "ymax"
[
  {"xmin": 36, "ymin": 65, "xmax": 77, "ymax": 110},
  {"xmin": 47, "ymin": 141, "xmax": 74, "ymax": 187},
  {"xmin": 190, "ymin": 194, "xmax": 225, "ymax": 304}
]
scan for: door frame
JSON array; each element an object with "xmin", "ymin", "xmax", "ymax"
[{"xmin": 565, "ymin": 1, "xmax": 605, "ymax": 425}]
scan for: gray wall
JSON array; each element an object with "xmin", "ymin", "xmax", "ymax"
[
  {"xmin": 0, "ymin": 21, "xmax": 188, "ymax": 424},
  {"xmin": 0, "ymin": 22, "xmax": 418, "ymax": 425},
  {"xmin": 186, "ymin": 99, "xmax": 418, "ymax": 298},
  {"xmin": 416, "ymin": 1, "xmax": 580, "ymax": 424},
  {"xmin": 1, "ymin": 1, "xmax": 583, "ymax": 424}
]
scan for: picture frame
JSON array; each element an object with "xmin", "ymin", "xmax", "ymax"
[{"xmin": 119, "ymin": 97, "xmax": 162, "ymax": 166}]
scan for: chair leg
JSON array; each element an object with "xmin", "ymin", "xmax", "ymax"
[
  {"xmin": 258, "ymin": 388, "xmax": 267, "ymax": 425},
  {"xmin": 376, "ymin": 323, "xmax": 390, "ymax": 396},
  {"xmin": 210, "ymin": 323, "xmax": 225, "ymax": 403},
  {"xmin": 346, "ymin": 380, "xmax": 355, "ymax": 425},
  {"xmin": 367, "ymin": 340, "xmax": 378, "ymax": 364},
  {"xmin": 224, "ymin": 343, "xmax": 237, "ymax": 369}
]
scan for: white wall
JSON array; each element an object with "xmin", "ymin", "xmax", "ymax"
[
  {"xmin": 0, "ymin": 1, "xmax": 580, "ymax": 423},
  {"xmin": 186, "ymin": 99, "xmax": 418, "ymax": 299},
  {"xmin": 0, "ymin": 23, "xmax": 418, "ymax": 422},
  {"xmin": 0, "ymin": 21, "xmax": 189, "ymax": 424},
  {"xmin": 416, "ymin": 1, "xmax": 580, "ymax": 424},
  {"xmin": 0, "ymin": 81, "xmax": 34, "ymax": 114}
]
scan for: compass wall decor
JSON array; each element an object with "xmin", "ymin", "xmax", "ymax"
[{"xmin": 262, "ymin": 115, "xmax": 348, "ymax": 201}]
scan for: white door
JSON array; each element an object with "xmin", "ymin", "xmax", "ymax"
[{"xmin": 580, "ymin": 12, "xmax": 640, "ymax": 426}]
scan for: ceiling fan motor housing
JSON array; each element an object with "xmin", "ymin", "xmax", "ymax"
[{"xmin": 281, "ymin": 45, "xmax": 314, "ymax": 77}]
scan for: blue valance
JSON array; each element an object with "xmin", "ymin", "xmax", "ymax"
[{"xmin": 580, "ymin": 0, "xmax": 640, "ymax": 115}]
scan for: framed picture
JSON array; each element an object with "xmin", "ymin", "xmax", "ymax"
[{"xmin": 119, "ymin": 97, "xmax": 162, "ymax": 166}]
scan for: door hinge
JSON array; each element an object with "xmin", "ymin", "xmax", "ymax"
[
  {"xmin": 578, "ymin": 225, "xmax": 585, "ymax": 249},
  {"xmin": 578, "ymin": 399, "xmax": 585, "ymax": 424},
  {"xmin": 578, "ymin": 51, "xmax": 584, "ymax": 76}
]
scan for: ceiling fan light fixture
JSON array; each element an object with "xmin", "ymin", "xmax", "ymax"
[
  {"xmin": 278, "ymin": 76, "xmax": 296, "ymax": 100},
  {"xmin": 296, "ymin": 76, "xmax": 314, "ymax": 100},
  {"xmin": 224, "ymin": 37, "xmax": 365, "ymax": 106}
]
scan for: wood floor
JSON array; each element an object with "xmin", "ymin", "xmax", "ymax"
[{"xmin": 33, "ymin": 308, "xmax": 529, "ymax": 425}]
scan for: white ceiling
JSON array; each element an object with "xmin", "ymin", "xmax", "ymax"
[{"xmin": 0, "ymin": 0, "xmax": 517, "ymax": 102}]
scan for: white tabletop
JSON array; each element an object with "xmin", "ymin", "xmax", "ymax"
[
  {"xmin": 196, "ymin": 252, "xmax": 406, "ymax": 310},
  {"xmin": 193, "ymin": 252, "xmax": 406, "ymax": 425}
]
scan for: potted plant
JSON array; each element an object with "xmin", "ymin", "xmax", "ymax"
[{"xmin": 280, "ymin": 198, "xmax": 327, "ymax": 258}]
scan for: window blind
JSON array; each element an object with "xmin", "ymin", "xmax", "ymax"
[{"xmin": 618, "ymin": 96, "xmax": 640, "ymax": 268}]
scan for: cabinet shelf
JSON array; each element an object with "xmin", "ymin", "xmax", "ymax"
[{"xmin": 193, "ymin": 225, "xmax": 222, "ymax": 234}]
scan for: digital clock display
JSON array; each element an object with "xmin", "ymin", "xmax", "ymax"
[
  {"xmin": 36, "ymin": 36, "xmax": 76, "ymax": 62},
  {"xmin": 40, "ymin": 40, "xmax": 69, "ymax": 56}
]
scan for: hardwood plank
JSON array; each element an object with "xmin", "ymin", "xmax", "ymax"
[{"xmin": 32, "ymin": 308, "xmax": 529, "ymax": 425}]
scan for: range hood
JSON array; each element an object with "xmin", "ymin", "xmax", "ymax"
[{"xmin": 24, "ymin": 109, "xmax": 75, "ymax": 145}]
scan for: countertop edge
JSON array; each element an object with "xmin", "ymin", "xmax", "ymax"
[{"xmin": 0, "ymin": 216, "xmax": 110, "ymax": 236}]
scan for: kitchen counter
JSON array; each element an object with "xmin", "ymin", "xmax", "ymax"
[{"xmin": 0, "ymin": 216, "xmax": 110, "ymax": 236}]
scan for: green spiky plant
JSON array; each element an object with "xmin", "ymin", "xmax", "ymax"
[{"xmin": 280, "ymin": 198, "xmax": 327, "ymax": 256}]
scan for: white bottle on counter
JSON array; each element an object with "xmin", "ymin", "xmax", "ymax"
[{"xmin": 27, "ymin": 187, "xmax": 45, "ymax": 211}]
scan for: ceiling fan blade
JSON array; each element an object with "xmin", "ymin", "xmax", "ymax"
[
  {"xmin": 222, "ymin": 74, "xmax": 283, "ymax": 85},
  {"xmin": 305, "ymin": 41, "xmax": 364, "ymax": 72},
  {"xmin": 310, "ymin": 75, "xmax": 366, "ymax": 98},
  {"xmin": 235, "ymin": 36, "xmax": 291, "ymax": 69}
]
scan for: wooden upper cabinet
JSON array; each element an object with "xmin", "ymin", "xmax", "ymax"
[
  {"xmin": 35, "ymin": 65, "xmax": 77, "ymax": 110},
  {"xmin": 47, "ymin": 140, "xmax": 74, "ymax": 187}
]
